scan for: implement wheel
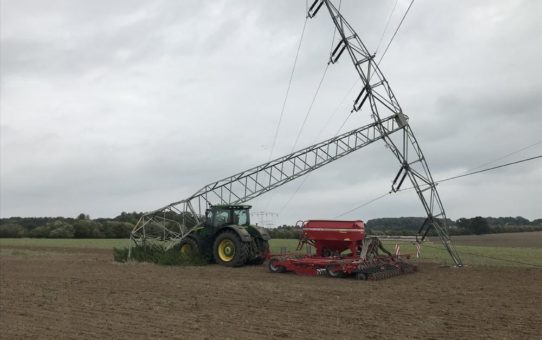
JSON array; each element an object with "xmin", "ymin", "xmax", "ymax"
[
  {"xmin": 325, "ymin": 264, "xmax": 343, "ymax": 278},
  {"xmin": 213, "ymin": 231, "xmax": 249, "ymax": 267},
  {"xmin": 268, "ymin": 258, "xmax": 285, "ymax": 273}
]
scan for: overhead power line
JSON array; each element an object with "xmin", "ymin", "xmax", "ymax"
[
  {"xmin": 290, "ymin": 63, "xmax": 330, "ymax": 153},
  {"xmin": 434, "ymin": 155, "xmax": 542, "ymax": 185},
  {"xmin": 333, "ymin": 0, "xmax": 413, "ymax": 142},
  {"xmin": 278, "ymin": 1, "xmax": 344, "ymax": 214},
  {"xmin": 375, "ymin": 0, "xmax": 399, "ymax": 55},
  {"xmin": 335, "ymin": 192, "xmax": 390, "ymax": 218},
  {"xmin": 335, "ymin": 154, "xmax": 542, "ymax": 218},
  {"xmin": 268, "ymin": 17, "xmax": 308, "ymax": 161},
  {"xmin": 290, "ymin": 0, "xmax": 342, "ymax": 153},
  {"xmin": 466, "ymin": 139, "xmax": 542, "ymax": 172},
  {"xmin": 377, "ymin": 0, "xmax": 415, "ymax": 65}
]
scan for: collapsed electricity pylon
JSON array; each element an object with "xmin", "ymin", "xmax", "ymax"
[{"xmin": 130, "ymin": 0, "xmax": 463, "ymax": 267}]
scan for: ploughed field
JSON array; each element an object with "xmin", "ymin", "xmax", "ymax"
[{"xmin": 1, "ymin": 233, "xmax": 542, "ymax": 339}]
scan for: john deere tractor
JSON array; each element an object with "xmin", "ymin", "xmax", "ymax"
[{"xmin": 176, "ymin": 205, "xmax": 270, "ymax": 267}]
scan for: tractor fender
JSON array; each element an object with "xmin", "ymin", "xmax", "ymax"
[
  {"xmin": 251, "ymin": 226, "xmax": 271, "ymax": 241},
  {"xmin": 217, "ymin": 225, "xmax": 253, "ymax": 243}
]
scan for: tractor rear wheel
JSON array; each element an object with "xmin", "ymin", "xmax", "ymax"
[
  {"xmin": 248, "ymin": 239, "xmax": 269, "ymax": 265},
  {"xmin": 213, "ymin": 231, "xmax": 249, "ymax": 267}
]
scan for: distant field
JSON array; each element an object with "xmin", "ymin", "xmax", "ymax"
[
  {"xmin": 1, "ymin": 232, "xmax": 541, "ymax": 268},
  {"xmin": 440, "ymin": 231, "xmax": 542, "ymax": 248}
]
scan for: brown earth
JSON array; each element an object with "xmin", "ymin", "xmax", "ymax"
[{"xmin": 1, "ymin": 246, "xmax": 541, "ymax": 339}]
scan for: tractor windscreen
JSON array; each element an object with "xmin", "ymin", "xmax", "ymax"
[
  {"xmin": 209, "ymin": 207, "xmax": 250, "ymax": 226},
  {"xmin": 233, "ymin": 209, "xmax": 250, "ymax": 226}
]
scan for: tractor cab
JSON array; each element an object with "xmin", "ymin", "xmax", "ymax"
[{"xmin": 205, "ymin": 205, "xmax": 251, "ymax": 228}]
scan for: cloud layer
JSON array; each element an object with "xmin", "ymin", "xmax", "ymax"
[{"xmin": 1, "ymin": 0, "xmax": 541, "ymax": 223}]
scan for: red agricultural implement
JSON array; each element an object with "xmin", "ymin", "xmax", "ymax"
[{"xmin": 267, "ymin": 220, "xmax": 417, "ymax": 280}]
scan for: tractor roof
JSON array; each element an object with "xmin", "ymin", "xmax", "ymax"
[{"xmin": 210, "ymin": 204, "xmax": 252, "ymax": 210}]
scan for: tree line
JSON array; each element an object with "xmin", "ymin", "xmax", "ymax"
[
  {"xmin": 0, "ymin": 213, "xmax": 540, "ymax": 239},
  {"xmin": 0, "ymin": 212, "xmax": 143, "ymax": 238},
  {"xmin": 265, "ymin": 216, "xmax": 542, "ymax": 239}
]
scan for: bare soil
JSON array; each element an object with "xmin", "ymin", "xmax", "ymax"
[{"xmin": 1, "ymin": 246, "xmax": 541, "ymax": 339}]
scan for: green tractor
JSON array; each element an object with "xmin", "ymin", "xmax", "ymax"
[{"xmin": 177, "ymin": 205, "xmax": 270, "ymax": 267}]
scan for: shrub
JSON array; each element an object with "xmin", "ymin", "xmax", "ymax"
[{"xmin": 113, "ymin": 244, "xmax": 207, "ymax": 266}]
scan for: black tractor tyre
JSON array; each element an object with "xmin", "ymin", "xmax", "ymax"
[
  {"xmin": 268, "ymin": 258, "xmax": 285, "ymax": 273},
  {"xmin": 213, "ymin": 231, "xmax": 249, "ymax": 267},
  {"xmin": 248, "ymin": 239, "xmax": 269, "ymax": 265},
  {"xmin": 176, "ymin": 237, "xmax": 200, "ymax": 257}
]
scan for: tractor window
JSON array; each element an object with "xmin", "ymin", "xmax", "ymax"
[
  {"xmin": 213, "ymin": 209, "xmax": 230, "ymax": 227},
  {"xmin": 205, "ymin": 210, "xmax": 212, "ymax": 225},
  {"xmin": 233, "ymin": 209, "xmax": 249, "ymax": 226}
]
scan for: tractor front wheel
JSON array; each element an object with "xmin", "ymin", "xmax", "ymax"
[
  {"xmin": 177, "ymin": 238, "xmax": 199, "ymax": 257},
  {"xmin": 213, "ymin": 231, "xmax": 249, "ymax": 267}
]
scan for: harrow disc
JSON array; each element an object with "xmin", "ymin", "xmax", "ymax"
[{"xmin": 368, "ymin": 268, "xmax": 402, "ymax": 281}]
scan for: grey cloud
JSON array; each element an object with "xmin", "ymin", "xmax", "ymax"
[{"xmin": 1, "ymin": 0, "xmax": 541, "ymax": 223}]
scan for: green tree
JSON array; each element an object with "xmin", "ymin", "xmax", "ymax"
[
  {"xmin": 76, "ymin": 213, "xmax": 90, "ymax": 220},
  {"xmin": 29, "ymin": 225, "xmax": 52, "ymax": 237},
  {"xmin": 102, "ymin": 221, "xmax": 133, "ymax": 238},
  {"xmin": 48, "ymin": 221, "xmax": 75, "ymax": 238},
  {"xmin": 73, "ymin": 220, "xmax": 104, "ymax": 238},
  {"xmin": 0, "ymin": 223, "xmax": 26, "ymax": 238},
  {"xmin": 457, "ymin": 216, "xmax": 490, "ymax": 235}
]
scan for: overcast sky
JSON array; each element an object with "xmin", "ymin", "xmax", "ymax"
[{"xmin": 1, "ymin": 0, "xmax": 541, "ymax": 224}]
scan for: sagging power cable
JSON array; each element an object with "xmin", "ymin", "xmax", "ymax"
[
  {"xmin": 375, "ymin": 0, "xmax": 399, "ymax": 55},
  {"xmin": 466, "ymin": 139, "xmax": 542, "ymax": 172},
  {"xmin": 290, "ymin": 0, "xmax": 343, "ymax": 153},
  {"xmin": 377, "ymin": 0, "xmax": 415, "ymax": 65},
  {"xmin": 281, "ymin": 0, "xmax": 411, "ymax": 214},
  {"xmin": 268, "ymin": 17, "xmax": 308, "ymax": 161},
  {"xmin": 335, "ymin": 154, "xmax": 542, "ymax": 218},
  {"xmin": 431, "ymin": 155, "xmax": 542, "ymax": 185},
  {"xmin": 278, "ymin": 1, "xmax": 345, "ymax": 214},
  {"xmin": 290, "ymin": 63, "xmax": 330, "ymax": 153}
]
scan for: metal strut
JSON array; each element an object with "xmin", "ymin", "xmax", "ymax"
[{"xmin": 310, "ymin": 0, "xmax": 462, "ymax": 266}]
